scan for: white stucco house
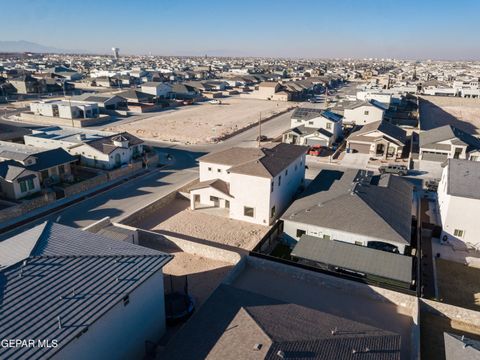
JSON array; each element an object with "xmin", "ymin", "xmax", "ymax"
[
  {"xmin": 283, "ymin": 108, "xmax": 343, "ymax": 147},
  {"xmin": 24, "ymin": 126, "xmax": 144, "ymax": 170},
  {"xmin": 141, "ymin": 82, "xmax": 172, "ymax": 98},
  {"xmin": 189, "ymin": 143, "xmax": 307, "ymax": 225},
  {"xmin": 342, "ymin": 100, "xmax": 387, "ymax": 125},
  {"xmin": 437, "ymin": 159, "xmax": 480, "ymax": 247},
  {"xmin": 30, "ymin": 100, "xmax": 99, "ymax": 119}
]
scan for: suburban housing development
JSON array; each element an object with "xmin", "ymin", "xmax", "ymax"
[{"xmin": 1, "ymin": 3, "xmax": 480, "ymax": 358}]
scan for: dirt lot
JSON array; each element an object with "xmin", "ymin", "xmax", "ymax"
[
  {"xmin": 105, "ymin": 96, "xmax": 291, "ymax": 144},
  {"xmin": 138, "ymin": 198, "xmax": 270, "ymax": 250},
  {"xmin": 419, "ymin": 96, "xmax": 480, "ymax": 134},
  {"xmin": 436, "ymin": 258, "xmax": 480, "ymax": 311}
]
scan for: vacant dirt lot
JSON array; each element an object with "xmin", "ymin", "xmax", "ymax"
[
  {"xmin": 436, "ymin": 258, "xmax": 480, "ymax": 311},
  {"xmin": 137, "ymin": 198, "xmax": 269, "ymax": 250},
  {"xmin": 106, "ymin": 96, "xmax": 291, "ymax": 144},
  {"xmin": 419, "ymin": 96, "xmax": 480, "ymax": 134}
]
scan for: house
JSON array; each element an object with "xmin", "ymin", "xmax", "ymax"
[
  {"xmin": 24, "ymin": 126, "xmax": 144, "ymax": 170},
  {"xmin": 281, "ymin": 169, "xmax": 414, "ymax": 254},
  {"xmin": 141, "ymin": 81, "xmax": 172, "ymax": 98},
  {"xmin": 283, "ymin": 108, "xmax": 343, "ymax": 147},
  {"xmin": 346, "ymin": 120, "xmax": 406, "ymax": 159},
  {"xmin": 8, "ymin": 74, "xmax": 39, "ymax": 94},
  {"xmin": 418, "ymin": 125, "xmax": 480, "ymax": 163},
  {"xmin": 437, "ymin": 159, "xmax": 480, "ymax": 247},
  {"xmin": 162, "ymin": 255, "xmax": 418, "ymax": 359},
  {"xmin": 0, "ymin": 160, "xmax": 41, "ymax": 199},
  {"xmin": 0, "ymin": 221, "xmax": 172, "ymax": 360},
  {"xmin": 171, "ymin": 83, "xmax": 200, "ymax": 99},
  {"xmin": 189, "ymin": 143, "xmax": 307, "ymax": 225},
  {"xmin": 71, "ymin": 93, "xmax": 128, "ymax": 111},
  {"xmin": 342, "ymin": 100, "xmax": 387, "ymax": 125},
  {"xmin": 248, "ymin": 81, "xmax": 292, "ymax": 101},
  {"xmin": 0, "ymin": 141, "xmax": 77, "ymax": 189},
  {"xmin": 30, "ymin": 100, "xmax": 99, "ymax": 119}
]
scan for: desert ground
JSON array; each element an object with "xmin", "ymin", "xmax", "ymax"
[
  {"xmin": 137, "ymin": 197, "xmax": 270, "ymax": 250},
  {"xmin": 105, "ymin": 96, "xmax": 291, "ymax": 144},
  {"xmin": 419, "ymin": 95, "xmax": 480, "ymax": 134}
]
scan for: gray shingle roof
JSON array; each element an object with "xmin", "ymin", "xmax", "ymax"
[
  {"xmin": 0, "ymin": 222, "xmax": 172, "ymax": 359},
  {"xmin": 199, "ymin": 143, "xmax": 307, "ymax": 179},
  {"xmin": 292, "ymin": 108, "xmax": 342, "ymax": 123},
  {"xmin": 282, "ymin": 170, "xmax": 413, "ymax": 246},
  {"xmin": 348, "ymin": 120, "xmax": 406, "ymax": 145},
  {"xmin": 419, "ymin": 125, "xmax": 480, "ymax": 150},
  {"xmin": 162, "ymin": 284, "xmax": 401, "ymax": 360},
  {"xmin": 292, "ymin": 235, "xmax": 413, "ymax": 284},
  {"xmin": 446, "ymin": 159, "xmax": 480, "ymax": 200}
]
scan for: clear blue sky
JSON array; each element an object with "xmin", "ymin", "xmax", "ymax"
[{"xmin": 1, "ymin": 0, "xmax": 479, "ymax": 59}]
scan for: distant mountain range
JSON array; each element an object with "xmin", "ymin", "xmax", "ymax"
[{"xmin": 0, "ymin": 40, "xmax": 87, "ymax": 54}]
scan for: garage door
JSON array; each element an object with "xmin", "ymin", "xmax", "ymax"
[
  {"xmin": 306, "ymin": 138, "xmax": 327, "ymax": 146},
  {"xmin": 348, "ymin": 142, "xmax": 370, "ymax": 154}
]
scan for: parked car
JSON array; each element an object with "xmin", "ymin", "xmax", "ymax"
[
  {"xmin": 308, "ymin": 145, "xmax": 323, "ymax": 156},
  {"xmin": 256, "ymin": 135, "xmax": 267, "ymax": 142},
  {"xmin": 378, "ymin": 164, "xmax": 408, "ymax": 176},
  {"xmin": 425, "ymin": 179, "xmax": 439, "ymax": 192},
  {"xmin": 209, "ymin": 99, "xmax": 221, "ymax": 105}
]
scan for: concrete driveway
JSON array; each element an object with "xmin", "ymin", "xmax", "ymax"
[{"xmin": 340, "ymin": 152, "xmax": 370, "ymax": 169}]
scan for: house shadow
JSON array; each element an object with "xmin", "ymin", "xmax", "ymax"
[{"xmin": 419, "ymin": 98, "xmax": 479, "ymax": 134}]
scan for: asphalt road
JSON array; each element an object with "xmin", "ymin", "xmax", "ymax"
[{"xmin": 0, "ymin": 82, "xmax": 357, "ymax": 236}]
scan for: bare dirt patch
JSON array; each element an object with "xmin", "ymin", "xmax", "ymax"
[
  {"xmin": 105, "ymin": 96, "xmax": 291, "ymax": 144},
  {"xmin": 138, "ymin": 198, "xmax": 269, "ymax": 250},
  {"xmin": 419, "ymin": 96, "xmax": 480, "ymax": 134}
]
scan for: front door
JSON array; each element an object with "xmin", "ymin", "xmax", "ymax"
[{"xmin": 225, "ymin": 200, "xmax": 230, "ymax": 209}]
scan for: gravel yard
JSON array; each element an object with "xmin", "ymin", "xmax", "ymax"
[
  {"xmin": 419, "ymin": 96, "xmax": 480, "ymax": 134},
  {"xmin": 105, "ymin": 96, "xmax": 291, "ymax": 144},
  {"xmin": 138, "ymin": 198, "xmax": 270, "ymax": 250}
]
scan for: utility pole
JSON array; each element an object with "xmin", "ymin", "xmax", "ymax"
[{"xmin": 258, "ymin": 112, "xmax": 262, "ymax": 147}]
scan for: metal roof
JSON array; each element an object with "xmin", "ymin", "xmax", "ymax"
[
  {"xmin": 292, "ymin": 235, "xmax": 413, "ymax": 284},
  {"xmin": 0, "ymin": 222, "xmax": 172, "ymax": 359}
]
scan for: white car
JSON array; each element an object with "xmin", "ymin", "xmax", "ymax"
[{"xmin": 209, "ymin": 99, "xmax": 221, "ymax": 104}]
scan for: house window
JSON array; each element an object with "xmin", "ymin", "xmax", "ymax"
[
  {"xmin": 278, "ymin": 175, "xmax": 282, "ymax": 186},
  {"xmin": 19, "ymin": 181, "xmax": 27, "ymax": 193},
  {"xmin": 59, "ymin": 165, "xmax": 65, "ymax": 175},
  {"xmin": 208, "ymin": 167, "xmax": 212, "ymax": 171},
  {"xmin": 27, "ymin": 178, "xmax": 35, "ymax": 190},
  {"xmin": 364, "ymin": 110, "xmax": 369, "ymax": 115},
  {"xmin": 285, "ymin": 169, "xmax": 288, "ymax": 176},
  {"xmin": 217, "ymin": 169, "xmax": 222, "ymax": 173},
  {"xmin": 355, "ymin": 241, "xmax": 362, "ymax": 246},
  {"xmin": 41, "ymin": 170, "xmax": 49, "ymax": 179},
  {"xmin": 244, "ymin": 206, "xmax": 254, "ymax": 217},
  {"xmin": 326, "ymin": 122, "xmax": 332, "ymax": 130},
  {"xmin": 454, "ymin": 229, "xmax": 464, "ymax": 237},
  {"xmin": 271, "ymin": 206, "xmax": 276, "ymax": 218},
  {"xmin": 308, "ymin": 121, "xmax": 314, "ymax": 125},
  {"xmin": 123, "ymin": 295, "xmax": 130, "ymax": 306},
  {"xmin": 323, "ymin": 234, "xmax": 331, "ymax": 241},
  {"xmin": 295, "ymin": 164, "xmax": 298, "ymax": 171},
  {"xmin": 271, "ymin": 182, "xmax": 274, "ymax": 193},
  {"xmin": 296, "ymin": 229, "xmax": 306, "ymax": 238}
]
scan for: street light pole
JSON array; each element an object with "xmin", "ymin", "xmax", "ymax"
[{"xmin": 258, "ymin": 112, "xmax": 262, "ymax": 147}]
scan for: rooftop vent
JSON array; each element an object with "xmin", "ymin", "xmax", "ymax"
[
  {"xmin": 253, "ymin": 343, "xmax": 263, "ymax": 351},
  {"xmin": 277, "ymin": 350, "xmax": 285, "ymax": 358}
]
